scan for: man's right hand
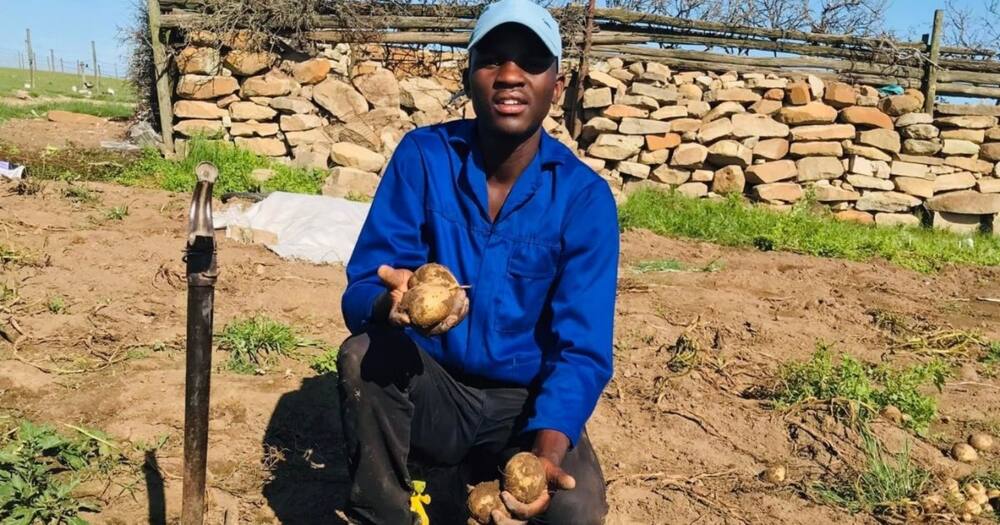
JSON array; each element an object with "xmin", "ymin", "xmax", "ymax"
[{"xmin": 377, "ymin": 265, "xmax": 415, "ymax": 327}]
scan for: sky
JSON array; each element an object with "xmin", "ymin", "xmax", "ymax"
[{"xmin": 0, "ymin": 0, "xmax": 986, "ymax": 77}]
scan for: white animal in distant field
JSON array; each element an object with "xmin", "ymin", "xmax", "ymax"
[
  {"xmin": 106, "ymin": 88, "xmax": 115, "ymax": 96},
  {"xmin": 72, "ymin": 85, "xmax": 78, "ymax": 93}
]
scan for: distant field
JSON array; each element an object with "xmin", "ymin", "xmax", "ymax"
[{"xmin": 0, "ymin": 67, "xmax": 135, "ymax": 102}]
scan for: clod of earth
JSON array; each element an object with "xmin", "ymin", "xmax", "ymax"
[
  {"xmin": 762, "ymin": 464, "xmax": 786, "ymax": 484},
  {"xmin": 951, "ymin": 442, "xmax": 978, "ymax": 463},
  {"xmin": 401, "ymin": 263, "xmax": 462, "ymax": 329},
  {"xmin": 467, "ymin": 480, "xmax": 510, "ymax": 524},
  {"xmin": 967, "ymin": 433, "xmax": 993, "ymax": 452},
  {"xmin": 879, "ymin": 405, "xmax": 903, "ymax": 425},
  {"xmin": 503, "ymin": 452, "xmax": 547, "ymax": 504}
]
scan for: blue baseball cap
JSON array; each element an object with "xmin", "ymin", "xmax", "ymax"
[{"xmin": 468, "ymin": 0, "xmax": 562, "ymax": 65}]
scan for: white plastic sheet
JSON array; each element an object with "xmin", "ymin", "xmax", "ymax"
[
  {"xmin": 214, "ymin": 192, "xmax": 371, "ymax": 264},
  {"xmin": 0, "ymin": 161, "xmax": 26, "ymax": 180}
]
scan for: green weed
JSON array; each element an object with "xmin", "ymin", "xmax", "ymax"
[
  {"xmin": 310, "ymin": 347, "xmax": 340, "ymax": 375},
  {"xmin": 218, "ymin": 315, "xmax": 301, "ymax": 374},
  {"xmin": 619, "ymin": 189, "xmax": 1000, "ymax": 273},
  {"xmin": 772, "ymin": 344, "xmax": 948, "ymax": 434},
  {"xmin": 633, "ymin": 258, "xmax": 723, "ymax": 273},
  {"xmin": 104, "ymin": 204, "xmax": 129, "ymax": 221},
  {"xmin": 0, "ymin": 419, "xmax": 118, "ymax": 524},
  {"xmin": 47, "ymin": 296, "xmax": 67, "ymax": 314},
  {"xmin": 61, "ymin": 185, "xmax": 98, "ymax": 205},
  {"xmin": 0, "ymin": 244, "xmax": 38, "ymax": 269}
]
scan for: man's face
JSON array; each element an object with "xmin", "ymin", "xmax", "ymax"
[{"xmin": 467, "ymin": 23, "xmax": 563, "ymax": 141}]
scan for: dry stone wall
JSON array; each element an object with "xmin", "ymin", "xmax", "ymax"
[{"xmin": 169, "ymin": 40, "xmax": 1000, "ymax": 234}]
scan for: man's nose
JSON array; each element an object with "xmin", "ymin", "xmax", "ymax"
[{"xmin": 495, "ymin": 60, "xmax": 526, "ymax": 86}]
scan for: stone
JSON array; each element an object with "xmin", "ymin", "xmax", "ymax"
[
  {"xmin": 751, "ymin": 138, "xmax": 789, "ymax": 161},
  {"xmin": 399, "ymin": 77, "xmax": 451, "ymax": 112},
  {"xmin": 353, "ymin": 68, "xmax": 401, "ymax": 108},
  {"xmin": 902, "ymin": 139, "xmax": 942, "ymax": 155},
  {"xmin": 314, "ymin": 78, "xmax": 369, "ymax": 122},
  {"xmin": 235, "ymin": 137, "xmax": 287, "ymax": 157},
  {"xmin": 797, "ymin": 157, "xmax": 844, "ymax": 181},
  {"xmin": 581, "ymin": 116, "xmax": 618, "ymax": 140},
  {"xmin": 754, "ymin": 182, "xmax": 803, "ymax": 202},
  {"xmin": 646, "ymin": 62, "xmax": 671, "ymax": 79},
  {"xmin": 896, "ymin": 113, "xmax": 934, "ymax": 127},
  {"xmin": 847, "ymin": 174, "xmax": 894, "ymax": 191},
  {"xmin": 280, "ymin": 114, "xmax": 325, "ymax": 132},
  {"xmin": 176, "ymin": 75, "xmax": 239, "ymax": 99},
  {"xmin": 628, "ymin": 83, "xmax": 677, "ymax": 104},
  {"xmin": 620, "ymin": 117, "xmax": 672, "ymax": 135},
  {"xmin": 173, "ymin": 100, "xmax": 227, "ymax": 120},
  {"xmin": 691, "ymin": 169, "xmax": 714, "ymax": 182},
  {"xmin": 731, "ymin": 113, "xmax": 789, "ymax": 138},
  {"xmin": 322, "ymin": 167, "xmax": 381, "ymax": 199},
  {"xmin": 360, "ymin": 107, "xmax": 411, "ymax": 131},
  {"xmin": 615, "ymin": 95, "xmax": 658, "ymax": 111},
  {"xmin": 639, "ymin": 149, "xmax": 670, "ymax": 165},
  {"xmin": 746, "ymin": 160, "xmax": 797, "ymax": 184},
  {"xmin": 229, "ymin": 121, "xmax": 279, "ymax": 137},
  {"xmin": 981, "ymin": 143, "xmax": 1000, "ymax": 161},
  {"xmin": 587, "ymin": 134, "xmax": 644, "ymax": 160},
  {"xmin": 646, "ymin": 133, "xmax": 682, "ymax": 151},
  {"xmin": 242, "ymin": 72, "xmax": 295, "ymax": 97},
  {"xmin": 697, "ymin": 118, "xmax": 733, "ymax": 143},
  {"xmin": 671, "ymin": 118, "xmax": 702, "ymax": 133},
  {"xmin": 823, "ymin": 81, "xmax": 856, "ymax": 108},
  {"xmin": 789, "ymin": 141, "xmax": 843, "ymax": 157},
  {"xmin": 617, "ymin": 161, "xmax": 651, "ymax": 179},
  {"xmin": 270, "ymin": 96, "xmax": 317, "ymax": 114},
  {"xmin": 583, "ymin": 88, "xmax": 613, "ymax": 108},
  {"xmin": 683, "ymin": 100, "xmax": 711, "ymax": 118},
  {"xmin": 789, "ymin": 124, "xmax": 855, "ymax": 141},
  {"xmin": 988, "ymin": 127, "xmax": 1000, "ymax": 141},
  {"xmin": 603, "ymin": 104, "xmax": 648, "ymax": 120},
  {"xmin": 932, "ymin": 212, "xmax": 981, "ymax": 235},
  {"xmin": 843, "ymin": 143, "xmax": 892, "ymax": 161},
  {"xmin": 940, "ymin": 129, "xmax": 986, "ymax": 143},
  {"xmin": 588, "ymin": 70, "xmax": 627, "ymax": 91},
  {"xmin": 650, "ymin": 105, "xmax": 687, "ymax": 120},
  {"xmin": 813, "ymin": 185, "xmax": 860, "ymax": 202},
  {"xmin": 977, "ymin": 178, "xmax": 1000, "ymax": 193},
  {"xmin": 935, "ymin": 172, "xmax": 977, "ymax": 192},
  {"xmin": 849, "ymin": 155, "xmax": 875, "ymax": 176},
  {"xmin": 778, "ymin": 102, "xmax": 837, "ymax": 125},
  {"xmin": 875, "ymin": 213, "xmax": 921, "ymax": 227},
  {"xmin": 786, "ymin": 82, "xmax": 811, "ymax": 105},
  {"xmin": 750, "ymin": 99, "xmax": 783, "ymax": 116},
  {"xmin": 229, "ymin": 101, "xmax": 277, "ymax": 121},
  {"xmin": 675, "ymin": 182, "xmax": 708, "ymax": 198},
  {"xmin": 879, "ymin": 94, "xmax": 921, "ymax": 116},
  {"xmin": 839, "ymin": 106, "xmax": 892, "ymax": 129},
  {"xmin": 712, "ymin": 166, "xmax": 745, "ymax": 194},
  {"xmin": 650, "ymin": 165, "xmax": 690, "ymax": 184},
  {"xmin": 942, "ymin": 139, "xmax": 980, "ymax": 156},
  {"xmin": 581, "ymin": 157, "xmax": 606, "ymax": 172},
  {"xmin": 893, "ymin": 177, "xmax": 935, "ymax": 198},
  {"xmin": 857, "ymin": 129, "xmax": 901, "ymax": 153},
  {"xmin": 706, "ymin": 140, "xmax": 752, "ymax": 167},
  {"xmin": 806, "ymin": 75, "xmax": 825, "ymax": 98},
  {"xmin": 173, "ymin": 119, "xmax": 224, "ymax": 138},
  {"xmin": 608, "ymin": 69, "xmax": 634, "ymax": 83},
  {"xmin": 890, "ymin": 161, "xmax": 931, "ymax": 179},
  {"xmin": 223, "ymin": 50, "xmax": 276, "ymax": 76},
  {"xmin": 926, "ymin": 191, "xmax": 1000, "ymax": 214},
  {"xmin": 292, "ymin": 58, "xmax": 332, "ymax": 84},
  {"xmin": 834, "ymin": 210, "xmax": 875, "ymax": 224},
  {"xmin": 678, "ymin": 84, "xmax": 703, "ymax": 100},
  {"xmin": 330, "ymin": 142, "xmax": 386, "ymax": 172},
  {"xmin": 216, "ymin": 94, "xmax": 240, "ymax": 108},
  {"xmin": 945, "ymin": 157, "xmax": 994, "ymax": 174},
  {"xmin": 177, "ymin": 46, "xmax": 221, "ymax": 75},
  {"xmin": 763, "ymin": 88, "xmax": 785, "ymax": 101},
  {"xmin": 671, "ymin": 143, "xmax": 709, "ymax": 168},
  {"xmin": 706, "ymin": 87, "xmax": 760, "ymax": 103},
  {"xmin": 703, "ymin": 101, "xmax": 746, "ymax": 123},
  {"xmin": 285, "ymin": 128, "xmax": 333, "ymax": 148},
  {"xmin": 856, "ymin": 191, "xmax": 921, "ymax": 212},
  {"xmin": 935, "ymin": 115, "xmax": 998, "ymax": 129}
]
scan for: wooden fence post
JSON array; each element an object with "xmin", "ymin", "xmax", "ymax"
[
  {"xmin": 567, "ymin": 0, "xmax": 596, "ymax": 140},
  {"xmin": 147, "ymin": 0, "xmax": 176, "ymax": 155},
  {"xmin": 923, "ymin": 9, "xmax": 943, "ymax": 114},
  {"xmin": 25, "ymin": 29, "xmax": 35, "ymax": 88}
]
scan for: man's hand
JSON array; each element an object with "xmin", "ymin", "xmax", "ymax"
[
  {"xmin": 490, "ymin": 430, "xmax": 575, "ymax": 524},
  {"xmin": 377, "ymin": 265, "xmax": 470, "ymax": 334}
]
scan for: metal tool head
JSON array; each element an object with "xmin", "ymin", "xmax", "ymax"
[{"xmin": 187, "ymin": 163, "xmax": 219, "ymax": 246}]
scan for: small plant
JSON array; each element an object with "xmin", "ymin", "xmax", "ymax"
[
  {"xmin": 218, "ymin": 315, "xmax": 300, "ymax": 374},
  {"xmin": 772, "ymin": 344, "xmax": 948, "ymax": 434},
  {"xmin": 47, "ymin": 296, "xmax": 67, "ymax": 314},
  {"xmin": 633, "ymin": 258, "xmax": 723, "ymax": 273},
  {"xmin": 310, "ymin": 347, "xmax": 340, "ymax": 375},
  {"xmin": 12, "ymin": 178, "xmax": 44, "ymax": 195},
  {"xmin": 62, "ymin": 185, "xmax": 98, "ymax": 205},
  {"xmin": 104, "ymin": 204, "xmax": 129, "ymax": 221},
  {"xmin": 344, "ymin": 192, "xmax": 374, "ymax": 203},
  {"xmin": 0, "ymin": 244, "xmax": 36, "ymax": 268}
]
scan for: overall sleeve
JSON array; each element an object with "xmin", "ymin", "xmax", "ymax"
[
  {"xmin": 341, "ymin": 135, "xmax": 428, "ymax": 334},
  {"xmin": 524, "ymin": 180, "xmax": 620, "ymax": 445}
]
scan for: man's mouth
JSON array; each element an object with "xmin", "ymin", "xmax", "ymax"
[{"xmin": 493, "ymin": 93, "xmax": 528, "ymax": 115}]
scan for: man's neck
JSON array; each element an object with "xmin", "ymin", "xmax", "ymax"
[{"xmin": 477, "ymin": 124, "xmax": 542, "ymax": 185}]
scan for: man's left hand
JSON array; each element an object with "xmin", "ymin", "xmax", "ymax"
[
  {"xmin": 489, "ymin": 454, "xmax": 575, "ymax": 524},
  {"xmin": 424, "ymin": 287, "xmax": 469, "ymax": 336}
]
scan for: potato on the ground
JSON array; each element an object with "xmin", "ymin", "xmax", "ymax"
[
  {"xmin": 468, "ymin": 480, "xmax": 509, "ymax": 524},
  {"xmin": 968, "ymin": 432, "xmax": 993, "ymax": 452},
  {"xmin": 503, "ymin": 452, "xmax": 547, "ymax": 504},
  {"xmin": 952, "ymin": 442, "xmax": 978, "ymax": 463}
]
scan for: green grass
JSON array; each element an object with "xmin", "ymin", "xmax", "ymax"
[
  {"xmin": 47, "ymin": 296, "xmax": 67, "ymax": 314},
  {"xmin": 772, "ymin": 344, "xmax": 949, "ymax": 434},
  {"xmin": 814, "ymin": 432, "xmax": 929, "ymax": 515},
  {"xmin": 0, "ymin": 67, "xmax": 135, "ymax": 102},
  {"xmin": 61, "ymin": 186, "xmax": 99, "ymax": 205},
  {"xmin": 218, "ymin": 315, "xmax": 302, "ymax": 374},
  {"xmin": 310, "ymin": 347, "xmax": 340, "ymax": 375},
  {"xmin": 122, "ymin": 140, "xmax": 328, "ymax": 196},
  {"xmin": 0, "ymin": 419, "xmax": 118, "ymax": 524},
  {"xmin": 0, "ymin": 100, "xmax": 135, "ymax": 124},
  {"xmin": 104, "ymin": 205, "xmax": 129, "ymax": 221},
  {"xmin": 632, "ymin": 258, "xmax": 723, "ymax": 273},
  {"xmin": 619, "ymin": 190, "xmax": 1000, "ymax": 273}
]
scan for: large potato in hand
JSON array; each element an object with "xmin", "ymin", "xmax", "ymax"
[
  {"xmin": 409, "ymin": 262, "xmax": 458, "ymax": 288},
  {"xmin": 467, "ymin": 480, "xmax": 509, "ymax": 524},
  {"xmin": 503, "ymin": 452, "xmax": 547, "ymax": 504},
  {"xmin": 401, "ymin": 263, "xmax": 462, "ymax": 330}
]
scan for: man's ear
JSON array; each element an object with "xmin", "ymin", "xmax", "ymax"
[{"xmin": 552, "ymin": 69, "xmax": 566, "ymax": 105}]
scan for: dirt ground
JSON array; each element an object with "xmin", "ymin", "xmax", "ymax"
[
  {"xmin": 0, "ymin": 113, "xmax": 128, "ymax": 150},
  {"xmin": 1, "ymin": 177, "xmax": 997, "ymax": 525}
]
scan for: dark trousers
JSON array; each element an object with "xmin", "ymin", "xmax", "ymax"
[{"xmin": 337, "ymin": 327, "xmax": 608, "ymax": 525}]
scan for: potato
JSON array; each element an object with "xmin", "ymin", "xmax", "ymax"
[
  {"xmin": 402, "ymin": 283, "xmax": 456, "ymax": 328},
  {"xmin": 968, "ymin": 432, "xmax": 994, "ymax": 452},
  {"xmin": 762, "ymin": 465, "xmax": 786, "ymax": 484},
  {"xmin": 467, "ymin": 480, "xmax": 509, "ymax": 525},
  {"xmin": 952, "ymin": 442, "xmax": 979, "ymax": 463},
  {"xmin": 410, "ymin": 262, "xmax": 459, "ymax": 288},
  {"xmin": 503, "ymin": 452, "xmax": 547, "ymax": 504}
]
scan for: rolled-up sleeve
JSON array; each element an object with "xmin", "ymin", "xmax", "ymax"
[
  {"xmin": 341, "ymin": 135, "xmax": 427, "ymax": 334},
  {"xmin": 524, "ymin": 180, "xmax": 619, "ymax": 445}
]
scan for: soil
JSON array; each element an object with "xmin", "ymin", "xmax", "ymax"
[
  {"xmin": 0, "ymin": 115, "xmax": 128, "ymax": 150},
  {"xmin": 1, "ymin": 178, "xmax": 998, "ymax": 525}
]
